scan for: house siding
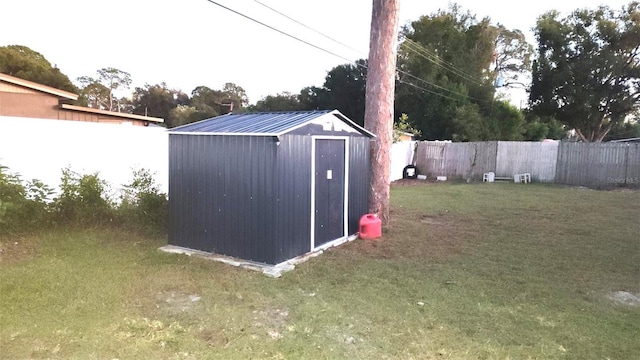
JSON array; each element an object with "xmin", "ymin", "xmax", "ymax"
[{"xmin": 0, "ymin": 86, "xmax": 153, "ymax": 126}]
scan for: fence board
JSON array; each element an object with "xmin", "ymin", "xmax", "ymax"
[
  {"xmin": 415, "ymin": 140, "xmax": 636, "ymax": 187},
  {"xmin": 415, "ymin": 141, "xmax": 496, "ymax": 180},
  {"xmin": 627, "ymin": 144, "xmax": 640, "ymax": 186},
  {"xmin": 496, "ymin": 141, "xmax": 558, "ymax": 182},
  {"xmin": 556, "ymin": 142, "xmax": 639, "ymax": 187}
]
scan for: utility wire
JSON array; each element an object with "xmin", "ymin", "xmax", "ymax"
[
  {"xmin": 403, "ymin": 38, "xmax": 484, "ymax": 84},
  {"xmin": 402, "ymin": 39, "xmax": 486, "ymax": 86},
  {"xmin": 204, "ymin": 0, "xmax": 353, "ymax": 63},
  {"xmin": 396, "ymin": 68, "xmax": 490, "ymax": 103},
  {"xmin": 397, "ymin": 79, "xmax": 465, "ymax": 102},
  {"xmin": 204, "ymin": 0, "xmax": 484, "ymax": 103},
  {"xmin": 252, "ymin": 0, "xmax": 365, "ymax": 56}
]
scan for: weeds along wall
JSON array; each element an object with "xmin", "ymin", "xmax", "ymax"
[{"xmin": 0, "ymin": 116, "xmax": 168, "ymax": 195}]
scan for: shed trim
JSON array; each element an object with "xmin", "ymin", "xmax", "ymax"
[{"xmin": 168, "ymin": 131, "xmax": 280, "ymax": 137}]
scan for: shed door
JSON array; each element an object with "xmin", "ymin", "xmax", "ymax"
[{"xmin": 313, "ymin": 138, "xmax": 346, "ymax": 248}]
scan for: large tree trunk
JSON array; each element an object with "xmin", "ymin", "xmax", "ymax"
[{"xmin": 364, "ymin": 0, "xmax": 400, "ymax": 225}]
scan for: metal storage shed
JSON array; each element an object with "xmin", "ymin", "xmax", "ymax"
[{"xmin": 168, "ymin": 110, "xmax": 374, "ymax": 265}]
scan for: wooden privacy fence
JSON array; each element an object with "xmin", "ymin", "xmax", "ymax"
[
  {"xmin": 414, "ymin": 141, "xmax": 639, "ymax": 187},
  {"xmin": 556, "ymin": 142, "xmax": 640, "ymax": 187}
]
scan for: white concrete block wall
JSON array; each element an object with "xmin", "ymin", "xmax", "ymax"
[
  {"xmin": 0, "ymin": 116, "xmax": 168, "ymax": 197},
  {"xmin": 390, "ymin": 141, "xmax": 416, "ymax": 181},
  {"xmin": 1, "ymin": 116, "xmax": 417, "ymax": 198}
]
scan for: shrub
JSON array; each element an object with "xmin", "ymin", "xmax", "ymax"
[
  {"xmin": 2, "ymin": 165, "xmax": 168, "ymax": 234},
  {"xmin": 0, "ymin": 165, "xmax": 52, "ymax": 234},
  {"xmin": 53, "ymin": 168, "xmax": 114, "ymax": 225},
  {"xmin": 119, "ymin": 168, "xmax": 168, "ymax": 232}
]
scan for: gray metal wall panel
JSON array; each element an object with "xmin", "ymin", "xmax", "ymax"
[
  {"xmin": 348, "ymin": 137, "xmax": 370, "ymax": 235},
  {"xmin": 274, "ymin": 135, "xmax": 312, "ymax": 263},
  {"xmin": 168, "ymin": 134, "xmax": 278, "ymax": 263},
  {"xmin": 170, "ymin": 132, "xmax": 371, "ymax": 265}
]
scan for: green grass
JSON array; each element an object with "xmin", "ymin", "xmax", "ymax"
[{"xmin": 1, "ymin": 183, "xmax": 639, "ymax": 359}]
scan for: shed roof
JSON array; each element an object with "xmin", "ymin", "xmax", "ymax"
[{"xmin": 169, "ymin": 109, "xmax": 374, "ymax": 137}]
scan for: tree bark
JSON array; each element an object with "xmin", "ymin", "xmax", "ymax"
[{"xmin": 364, "ymin": 0, "xmax": 400, "ymax": 225}]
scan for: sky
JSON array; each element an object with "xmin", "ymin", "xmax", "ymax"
[{"xmin": 0, "ymin": 0, "xmax": 632, "ymax": 106}]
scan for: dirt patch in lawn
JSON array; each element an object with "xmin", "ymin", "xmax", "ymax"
[
  {"xmin": 607, "ymin": 291, "xmax": 640, "ymax": 306},
  {"xmin": 0, "ymin": 235, "xmax": 38, "ymax": 264},
  {"xmin": 392, "ymin": 179, "xmax": 438, "ymax": 186},
  {"xmin": 252, "ymin": 307, "xmax": 289, "ymax": 340},
  {"xmin": 348, "ymin": 211, "xmax": 474, "ymax": 261},
  {"xmin": 156, "ymin": 290, "xmax": 202, "ymax": 314}
]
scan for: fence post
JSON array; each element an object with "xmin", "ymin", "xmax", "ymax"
[{"xmin": 624, "ymin": 143, "xmax": 629, "ymax": 186}]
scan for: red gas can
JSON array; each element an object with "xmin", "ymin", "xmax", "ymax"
[{"xmin": 359, "ymin": 214, "xmax": 382, "ymax": 240}]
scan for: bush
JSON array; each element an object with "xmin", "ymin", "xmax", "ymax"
[
  {"xmin": 1, "ymin": 165, "xmax": 168, "ymax": 235},
  {"xmin": 0, "ymin": 165, "xmax": 52, "ymax": 234},
  {"xmin": 118, "ymin": 168, "xmax": 168, "ymax": 232},
  {"xmin": 53, "ymin": 168, "xmax": 114, "ymax": 225}
]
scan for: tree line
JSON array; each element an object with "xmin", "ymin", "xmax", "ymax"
[{"xmin": 1, "ymin": 2, "xmax": 639, "ymax": 141}]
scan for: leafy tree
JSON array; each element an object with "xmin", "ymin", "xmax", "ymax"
[
  {"xmin": 0, "ymin": 45, "xmax": 77, "ymax": 93},
  {"xmin": 395, "ymin": 4, "xmax": 531, "ymax": 140},
  {"xmin": 77, "ymin": 67, "xmax": 132, "ymax": 111},
  {"xmin": 252, "ymin": 60, "xmax": 368, "ymax": 123},
  {"xmin": 451, "ymin": 103, "xmax": 485, "ymax": 141},
  {"xmin": 318, "ymin": 59, "xmax": 368, "ymax": 125},
  {"xmin": 168, "ymin": 105, "xmax": 199, "ymax": 127},
  {"xmin": 221, "ymin": 82, "xmax": 249, "ymax": 111},
  {"xmin": 604, "ymin": 119, "xmax": 640, "ymax": 140},
  {"xmin": 130, "ymin": 83, "xmax": 188, "ymax": 125},
  {"xmin": 76, "ymin": 76, "xmax": 110, "ymax": 109},
  {"xmin": 530, "ymin": 3, "xmax": 640, "ymax": 142},
  {"xmin": 393, "ymin": 113, "xmax": 421, "ymax": 142},
  {"xmin": 298, "ymin": 86, "xmax": 325, "ymax": 110},
  {"xmin": 189, "ymin": 85, "xmax": 224, "ymax": 120},
  {"xmin": 522, "ymin": 113, "xmax": 567, "ymax": 141},
  {"xmin": 493, "ymin": 26, "xmax": 533, "ymax": 88},
  {"xmin": 250, "ymin": 92, "xmax": 305, "ymax": 111}
]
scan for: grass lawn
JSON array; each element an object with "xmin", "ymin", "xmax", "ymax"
[{"xmin": 1, "ymin": 183, "xmax": 639, "ymax": 359}]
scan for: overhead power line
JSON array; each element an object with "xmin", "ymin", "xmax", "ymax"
[
  {"xmin": 401, "ymin": 38, "xmax": 485, "ymax": 87},
  {"xmin": 203, "ymin": 0, "xmax": 484, "ymax": 104},
  {"xmin": 204, "ymin": 0, "xmax": 353, "ymax": 63},
  {"xmin": 396, "ymin": 69, "xmax": 489, "ymax": 103},
  {"xmin": 252, "ymin": 0, "xmax": 365, "ymax": 56}
]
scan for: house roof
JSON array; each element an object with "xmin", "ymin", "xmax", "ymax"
[
  {"xmin": 60, "ymin": 104, "xmax": 164, "ymax": 123},
  {"xmin": 169, "ymin": 109, "xmax": 374, "ymax": 137},
  {"xmin": 0, "ymin": 72, "xmax": 78, "ymax": 100}
]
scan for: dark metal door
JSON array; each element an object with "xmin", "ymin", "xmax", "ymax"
[{"xmin": 314, "ymin": 139, "xmax": 346, "ymax": 248}]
